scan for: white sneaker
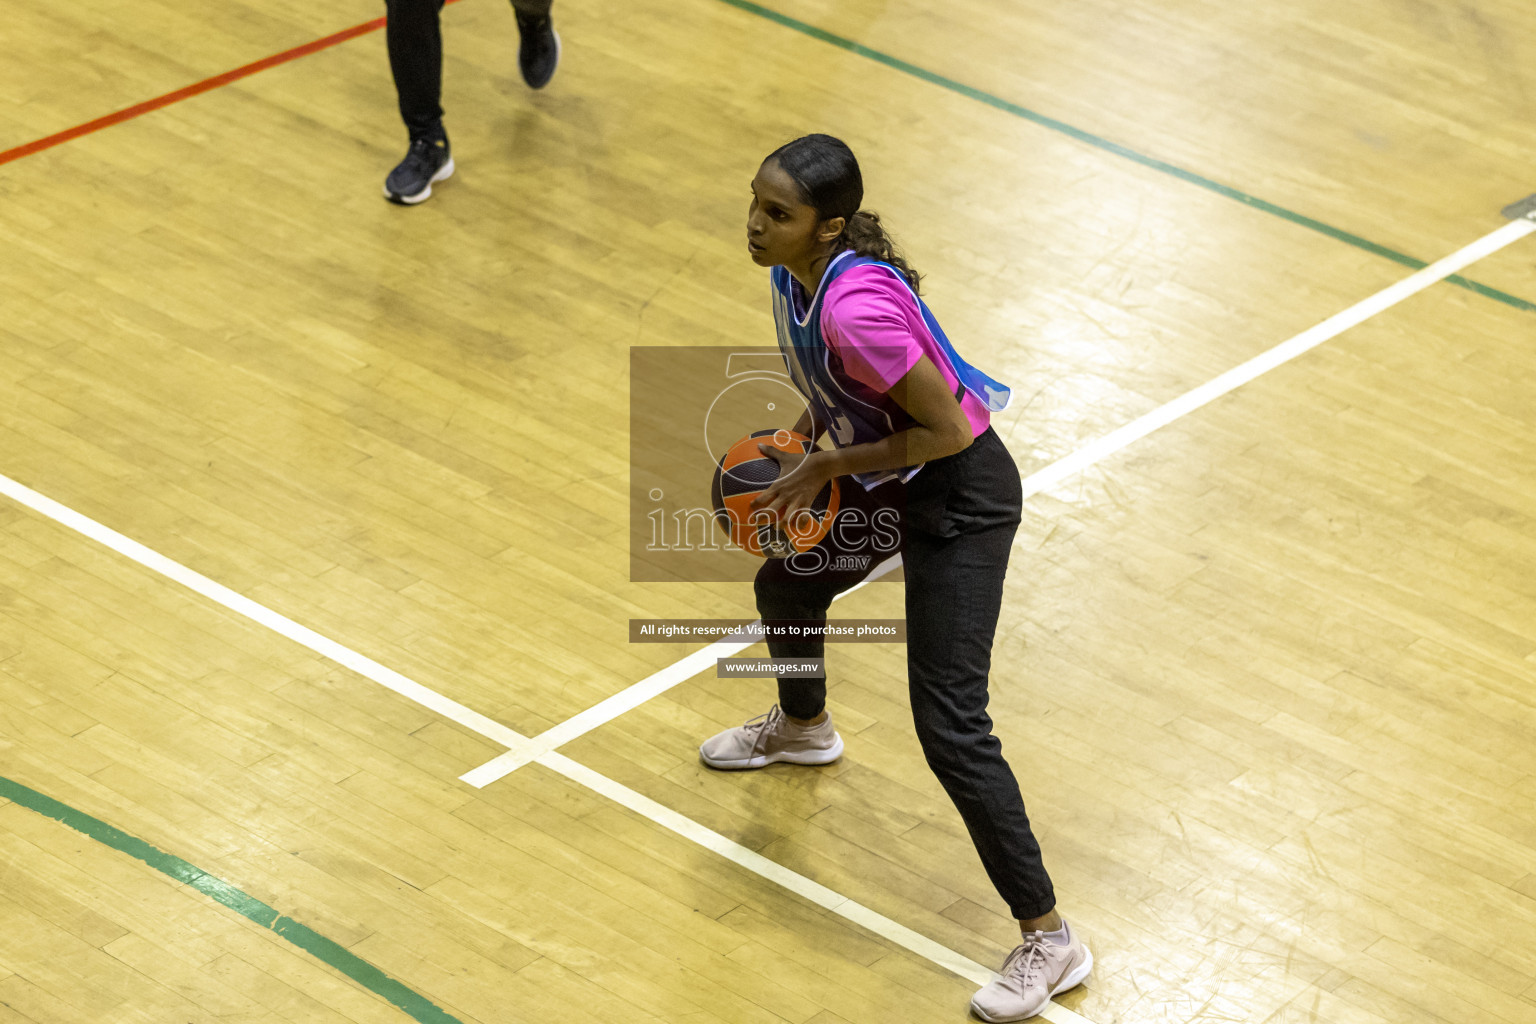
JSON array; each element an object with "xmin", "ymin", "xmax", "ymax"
[
  {"xmin": 698, "ymin": 704, "xmax": 843, "ymax": 770},
  {"xmin": 970, "ymin": 921, "xmax": 1093, "ymax": 1022}
]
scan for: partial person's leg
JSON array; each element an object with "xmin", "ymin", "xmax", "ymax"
[
  {"xmin": 699, "ymin": 477, "xmax": 902, "ymax": 768},
  {"xmin": 386, "ymin": 0, "xmax": 447, "ymax": 138},
  {"xmin": 382, "ymin": 0, "xmax": 455, "ymax": 203},
  {"xmin": 903, "ymin": 428, "xmax": 1091, "ymax": 1020},
  {"xmin": 510, "ymin": 0, "xmax": 559, "ymax": 89},
  {"xmin": 756, "ymin": 551, "xmax": 849, "ymax": 723},
  {"xmin": 696, "ymin": 556, "xmax": 846, "ymax": 769},
  {"xmin": 903, "ymin": 433, "xmax": 1053, "ymax": 920},
  {"xmin": 765, "ymin": 475, "xmax": 905, "ymax": 720}
]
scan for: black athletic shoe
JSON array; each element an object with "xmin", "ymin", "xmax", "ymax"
[
  {"xmin": 515, "ymin": 10, "xmax": 560, "ymax": 89},
  {"xmin": 383, "ymin": 134, "xmax": 455, "ymax": 205}
]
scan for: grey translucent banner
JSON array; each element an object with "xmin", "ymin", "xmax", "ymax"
[{"xmin": 629, "ymin": 619, "xmax": 906, "ymax": 643}]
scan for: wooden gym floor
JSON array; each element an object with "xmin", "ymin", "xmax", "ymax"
[{"xmin": 1, "ymin": 0, "xmax": 1535, "ymax": 1021}]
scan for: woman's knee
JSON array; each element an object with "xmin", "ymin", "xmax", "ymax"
[
  {"xmin": 913, "ymin": 707, "xmax": 1001, "ymax": 768},
  {"xmin": 753, "ymin": 574, "xmax": 797, "ymax": 617},
  {"xmin": 754, "ymin": 573, "xmax": 831, "ymax": 620},
  {"xmin": 384, "ymin": 0, "xmax": 438, "ymax": 15}
]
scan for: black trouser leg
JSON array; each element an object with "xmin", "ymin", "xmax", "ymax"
[
  {"xmin": 755, "ymin": 563, "xmax": 840, "ymax": 720},
  {"xmin": 385, "ymin": 0, "xmax": 447, "ymax": 138},
  {"xmin": 752, "ymin": 478, "xmax": 904, "ymax": 720},
  {"xmin": 384, "ymin": 0, "xmax": 555, "ymax": 137},
  {"xmin": 903, "ymin": 428, "xmax": 1056, "ymax": 921}
]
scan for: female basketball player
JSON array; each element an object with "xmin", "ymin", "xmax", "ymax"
[{"xmin": 697, "ymin": 134, "xmax": 1091, "ymax": 1021}]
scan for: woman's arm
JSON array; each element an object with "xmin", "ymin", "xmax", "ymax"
[
  {"xmin": 751, "ymin": 354, "xmax": 970, "ymax": 517},
  {"xmin": 791, "ymin": 404, "xmax": 825, "ymax": 444},
  {"xmin": 820, "ymin": 353, "xmax": 970, "ymax": 477}
]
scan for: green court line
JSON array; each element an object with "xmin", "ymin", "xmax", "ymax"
[
  {"xmin": 0, "ymin": 774, "xmax": 465, "ymax": 1024},
  {"xmin": 717, "ymin": 0, "xmax": 1536, "ymax": 314}
]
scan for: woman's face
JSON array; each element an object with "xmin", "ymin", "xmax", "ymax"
[{"xmin": 746, "ymin": 158, "xmax": 839, "ymax": 270}]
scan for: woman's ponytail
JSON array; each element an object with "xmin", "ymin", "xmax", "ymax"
[{"xmin": 837, "ymin": 210, "xmax": 922, "ymax": 294}]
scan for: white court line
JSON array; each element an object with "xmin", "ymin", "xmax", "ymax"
[
  {"xmin": 459, "ymin": 553, "xmax": 905, "ymax": 786},
  {"xmin": 539, "ymin": 749, "xmax": 1095, "ymax": 1024},
  {"xmin": 0, "ymin": 474, "xmax": 1090, "ymax": 1017},
  {"xmin": 458, "ymin": 214, "xmax": 1536, "ymax": 787},
  {"xmin": 1014, "ymin": 216, "xmax": 1536, "ymax": 499},
  {"xmin": 0, "ymin": 475, "xmax": 530, "ymax": 752}
]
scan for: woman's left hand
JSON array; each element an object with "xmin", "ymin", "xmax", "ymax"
[{"xmin": 750, "ymin": 445, "xmax": 834, "ymax": 521}]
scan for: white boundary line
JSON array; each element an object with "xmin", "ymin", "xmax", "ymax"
[
  {"xmin": 1014, "ymin": 217, "xmax": 1536, "ymax": 498},
  {"xmin": 459, "ymin": 553, "xmax": 905, "ymax": 786},
  {"xmin": 457, "ymin": 214, "xmax": 1536, "ymax": 786},
  {"xmin": 0, "ymin": 475, "xmax": 531, "ymax": 751},
  {"xmin": 538, "ymin": 749, "xmax": 996, "ymax": 988}
]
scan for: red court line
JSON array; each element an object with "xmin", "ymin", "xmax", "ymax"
[{"xmin": 0, "ymin": 4, "xmax": 460, "ymax": 167}]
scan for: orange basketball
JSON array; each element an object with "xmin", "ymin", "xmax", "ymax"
[{"xmin": 711, "ymin": 429, "xmax": 841, "ymax": 558}]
